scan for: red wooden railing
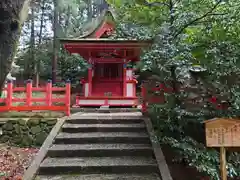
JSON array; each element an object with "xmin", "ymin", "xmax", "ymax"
[
  {"xmin": 141, "ymin": 84, "xmax": 147, "ymax": 113},
  {"xmin": 141, "ymin": 83, "xmax": 229, "ymax": 113},
  {"xmin": 0, "ymin": 80, "xmax": 71, "ymax": 116},
  {"xmin": 141, "ymin": 83, "xmax": 173, "ymax": 113}
]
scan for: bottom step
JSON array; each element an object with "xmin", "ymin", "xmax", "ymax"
[
  {"xmin": 39, "ymin": 157, "xmax": 158, "ymax": 174},
  {"xmin": 36, "ymin": 174, "xmax": 161, "ymax": 180}
]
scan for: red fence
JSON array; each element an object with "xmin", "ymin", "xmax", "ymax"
[
  {"xmin": 0, "ymin": 80, "xmax": 71, "ymax": 116},
  {"xmin": 141, "ymin": 83, "xmax": 229, "ymax": 113},
  {"xmin": 141, "ymin": 83, "xmax": 173, "ymax": 113}
]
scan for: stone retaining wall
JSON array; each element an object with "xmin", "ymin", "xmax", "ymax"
[{"xmin": 0, "ymin": 118, "xmax": 57, "ymax": 147}]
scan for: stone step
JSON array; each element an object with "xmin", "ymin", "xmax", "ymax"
[
  {"xmin": 66, "ymin": 117, "xmax": 144, "ymax": 124},
  {"xmin": 54, "ymin": 132, "xmax": 150, "ymax": 144},
  {"xmin": 39, "ymin": 157, "xmax": 158, "ymax": 175},
  {"xmin": 37, "ymin": 173, "xmax": 161, "ymax": 180},
  {"xmin": 71, "ymin": 107, "xmax": 141, "ymax": 113},
  {"xmin": 62, "ymin": 123, "xmax": 146, "ymax": 133},
  {"xmin": 48, "ymin": 144, "xmax": 153, "ymax": 157}
]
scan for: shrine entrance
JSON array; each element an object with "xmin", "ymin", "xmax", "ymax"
[
  {"xmin": 60, "ymin": 39, "xmax": 152, "ymax": 107},
  {"xmin": 58, "ymin": 7, "xmax": 152, "ymax": 107},
  {"xmin": 93, "ymin": 63, "xmax": 123, "ymax": 96}
]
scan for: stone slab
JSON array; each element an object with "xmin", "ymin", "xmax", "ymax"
[
  {"xmin": 40, "ymin": 156, "xmax": 157, "ymax": 168},
  {"xmin": 23, "ymin": 116, "xmax": 69, "ymax": 180},
  {"xmin": 56, "ymin": 132, "xmax": 149, "ymax": 139},
  {"xmin": 36, "ymin": 173, "xmax": 161, "ymax": 180},
  {"xmin": 54, "ymin": 131, "xmax": 151, "ymax": 144},
  {"xmin": 62, "ymin": 123, "xmax": 146, "ymax": 129},
  {"xmin": 66, "ymin": 118, "xmax": 144, "ymax": 124},
  {"xmin": 49, "ymin": 143, "xmax": 152, "ymax": 151},
  {"xmin": 143, "ymin": 117, "xmax": 172, "ymax": 180}
]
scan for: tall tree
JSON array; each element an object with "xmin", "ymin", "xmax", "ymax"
[
  {"xmin": 35, "ymin": 0, "xmax": 46, "ymax": 87},
  {"xmin": 52, "ymin": 0, "xmax": 59, "ymax": 83},
  {"xmin": 87, "ymin": 0, "xmax": 93, "ymax": 21},
  {"xmin": 0, "ymin": 0, "xmax": 32, "ymax": 93},
  {"xmin": 30, "ymin": 2, "xmax": 36, "ymax": 79}
]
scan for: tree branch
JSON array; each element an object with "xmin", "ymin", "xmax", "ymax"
[
  {"xmin": 169, "ymin": 0, "xmax": 174, "ymax": 25},
  {"xmin": 137, "ymin": 0, "xmax": 170, "ymax": 7},
  {"xmin": 173, "ymin": 0, "xmax": 222, "ymax": 38},
  {"xmin": 208, "ymin": 13, "xmax": 227, "ymax": 16},
  {"xmin": 173, "ymin": 0, "xmax": 181, "ymax": 6}
]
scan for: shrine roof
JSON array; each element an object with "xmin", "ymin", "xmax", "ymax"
[
  {"xmin": 59, "ymin": 38, "xmax": 152, "ymax": 44},
  {"xmin": 60, "ymin": 38, "xmax": 152, "ymax": 62},
  {"xmin": 77, "ymin": 7, "xmax": 116, "ymax": 38},
  {"xmin": 59, "ymin": 3, "xmax": 152, "ymax": 61},
  {"xmin": 60, "ymin": 38, "xmax": 153, "ymax": 53}
]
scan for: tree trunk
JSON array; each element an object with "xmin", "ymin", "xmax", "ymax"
[
  {"xmin": 88, "ymin": 0, "xmax": 93, "ymax": 21},
  {"xmin": 36, "ymin": 0, "xmax": 46, "ymax": 87},
  {"xmin": 0, "ymin": 0, "xmax": 32, "ymax": 93},
  {"xmin": 64, "ymin": 6, "xmax": 71, "ymax": 35},
  {"xmin": 30, "ymin": 4, "xmax": 35, "ymax": 80},
  {"xmin": 52, "ymin": 0, "xmax": 59, "ymax": 84}
]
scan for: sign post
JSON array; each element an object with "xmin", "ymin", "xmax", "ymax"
[
  {"xmin": 204, "ymin": 118, "xmax": 240, "ymax": 180},
  {"xmin": 220, "ymin": 146, "xmax": 227, "ymax": 180}
]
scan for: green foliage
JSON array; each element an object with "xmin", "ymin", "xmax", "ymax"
[
  {"xmin": 17, "ymin": 44, "xmax": 88, "ymax": 85},
  {"xmin": 17, "ymin": 0, "xmax": 240, "ymax": 177},
  {"xmin": 58, "ymin": 48, "xmax": 88, "ymax": 83},
  {"xmin": 17, "ymin": 0, "xmax": 90, "ymax": 84},
  {"xmin": 108, "ymin": 0, "xmax": 240, "ymax": 178},
  {"xmin": 150, "ymin": 104, "xmax": 240, "ymax": 179}
]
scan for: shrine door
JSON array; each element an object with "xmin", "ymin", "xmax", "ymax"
[{"xmin": 92, "ymin": 63, "xmax": 123, "ymax": 96}]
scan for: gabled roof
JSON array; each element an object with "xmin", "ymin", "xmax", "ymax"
[
  {"xmin": 61, "ymin": 3, "xmax": 152, "ymax": 40},
  {"xmin": 60, "ymin": 38, "xmax": 152, "ymax": 44},
  {"xmin": 77, "ymin": 7, "xmax": 117, "ymax": 38},
  {"xmin": 59, "ymin": 4, "xmax": 153, "ymax": 57}
]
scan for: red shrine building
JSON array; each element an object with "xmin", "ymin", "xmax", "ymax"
[{"xmin": 60, "ymin": 9, "xmax": 152, "ymax": 107}]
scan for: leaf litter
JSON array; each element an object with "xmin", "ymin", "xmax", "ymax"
[{"xmin": 0, "ymin": 144, "xmax": 38, "ymax": 180}]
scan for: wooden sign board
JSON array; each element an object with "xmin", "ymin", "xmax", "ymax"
[{"xmin": 204, "ymin": 118, "xmax": 240, "ymax": 147}]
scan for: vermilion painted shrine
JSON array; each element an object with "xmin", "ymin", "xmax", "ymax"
[
  {"xmin": 60, "ymin": 9, "xmax": 152, "ymax": 107},
  {"xmin": 0, "ymin": 8, "xmax": 228, "ymax": 114}
]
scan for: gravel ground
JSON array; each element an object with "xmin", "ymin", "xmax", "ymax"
[{"xmin": 0, "ymin": 144, "xmax": 38, "ymax": 180}]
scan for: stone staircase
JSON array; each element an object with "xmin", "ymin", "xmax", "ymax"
[{"xmin": 33, "ymin": 112, "xmax": 166, "ymax": 180}]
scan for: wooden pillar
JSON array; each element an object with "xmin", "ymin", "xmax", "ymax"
[
  {"xmin": 6, "ymin": 80, "xmax": 13, "ymax": 108},
  {"xmin": 220, "ymin": 147, "xmax": 227, "ymax": 180},
  {"xmin": 46, "ymin": 80, "xmax": 52, "ymax": 106},
  {"xmin": 26, "ymin": 80, "xmax": 32, "ymax": 106},
  {"xmin": 65, "ymin": 80, "xmax": 71, "ymax": 116},
  {"xmin": 88, "ymin": 68, "xmax": 92, "ymax": 96},
  {"xmin": 141, "ymin": 83, "xmax": 147, "ymax": 113},
  {"xmin": 123, "ymin": 64, "xmax": 126, "ymax": 97}
]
